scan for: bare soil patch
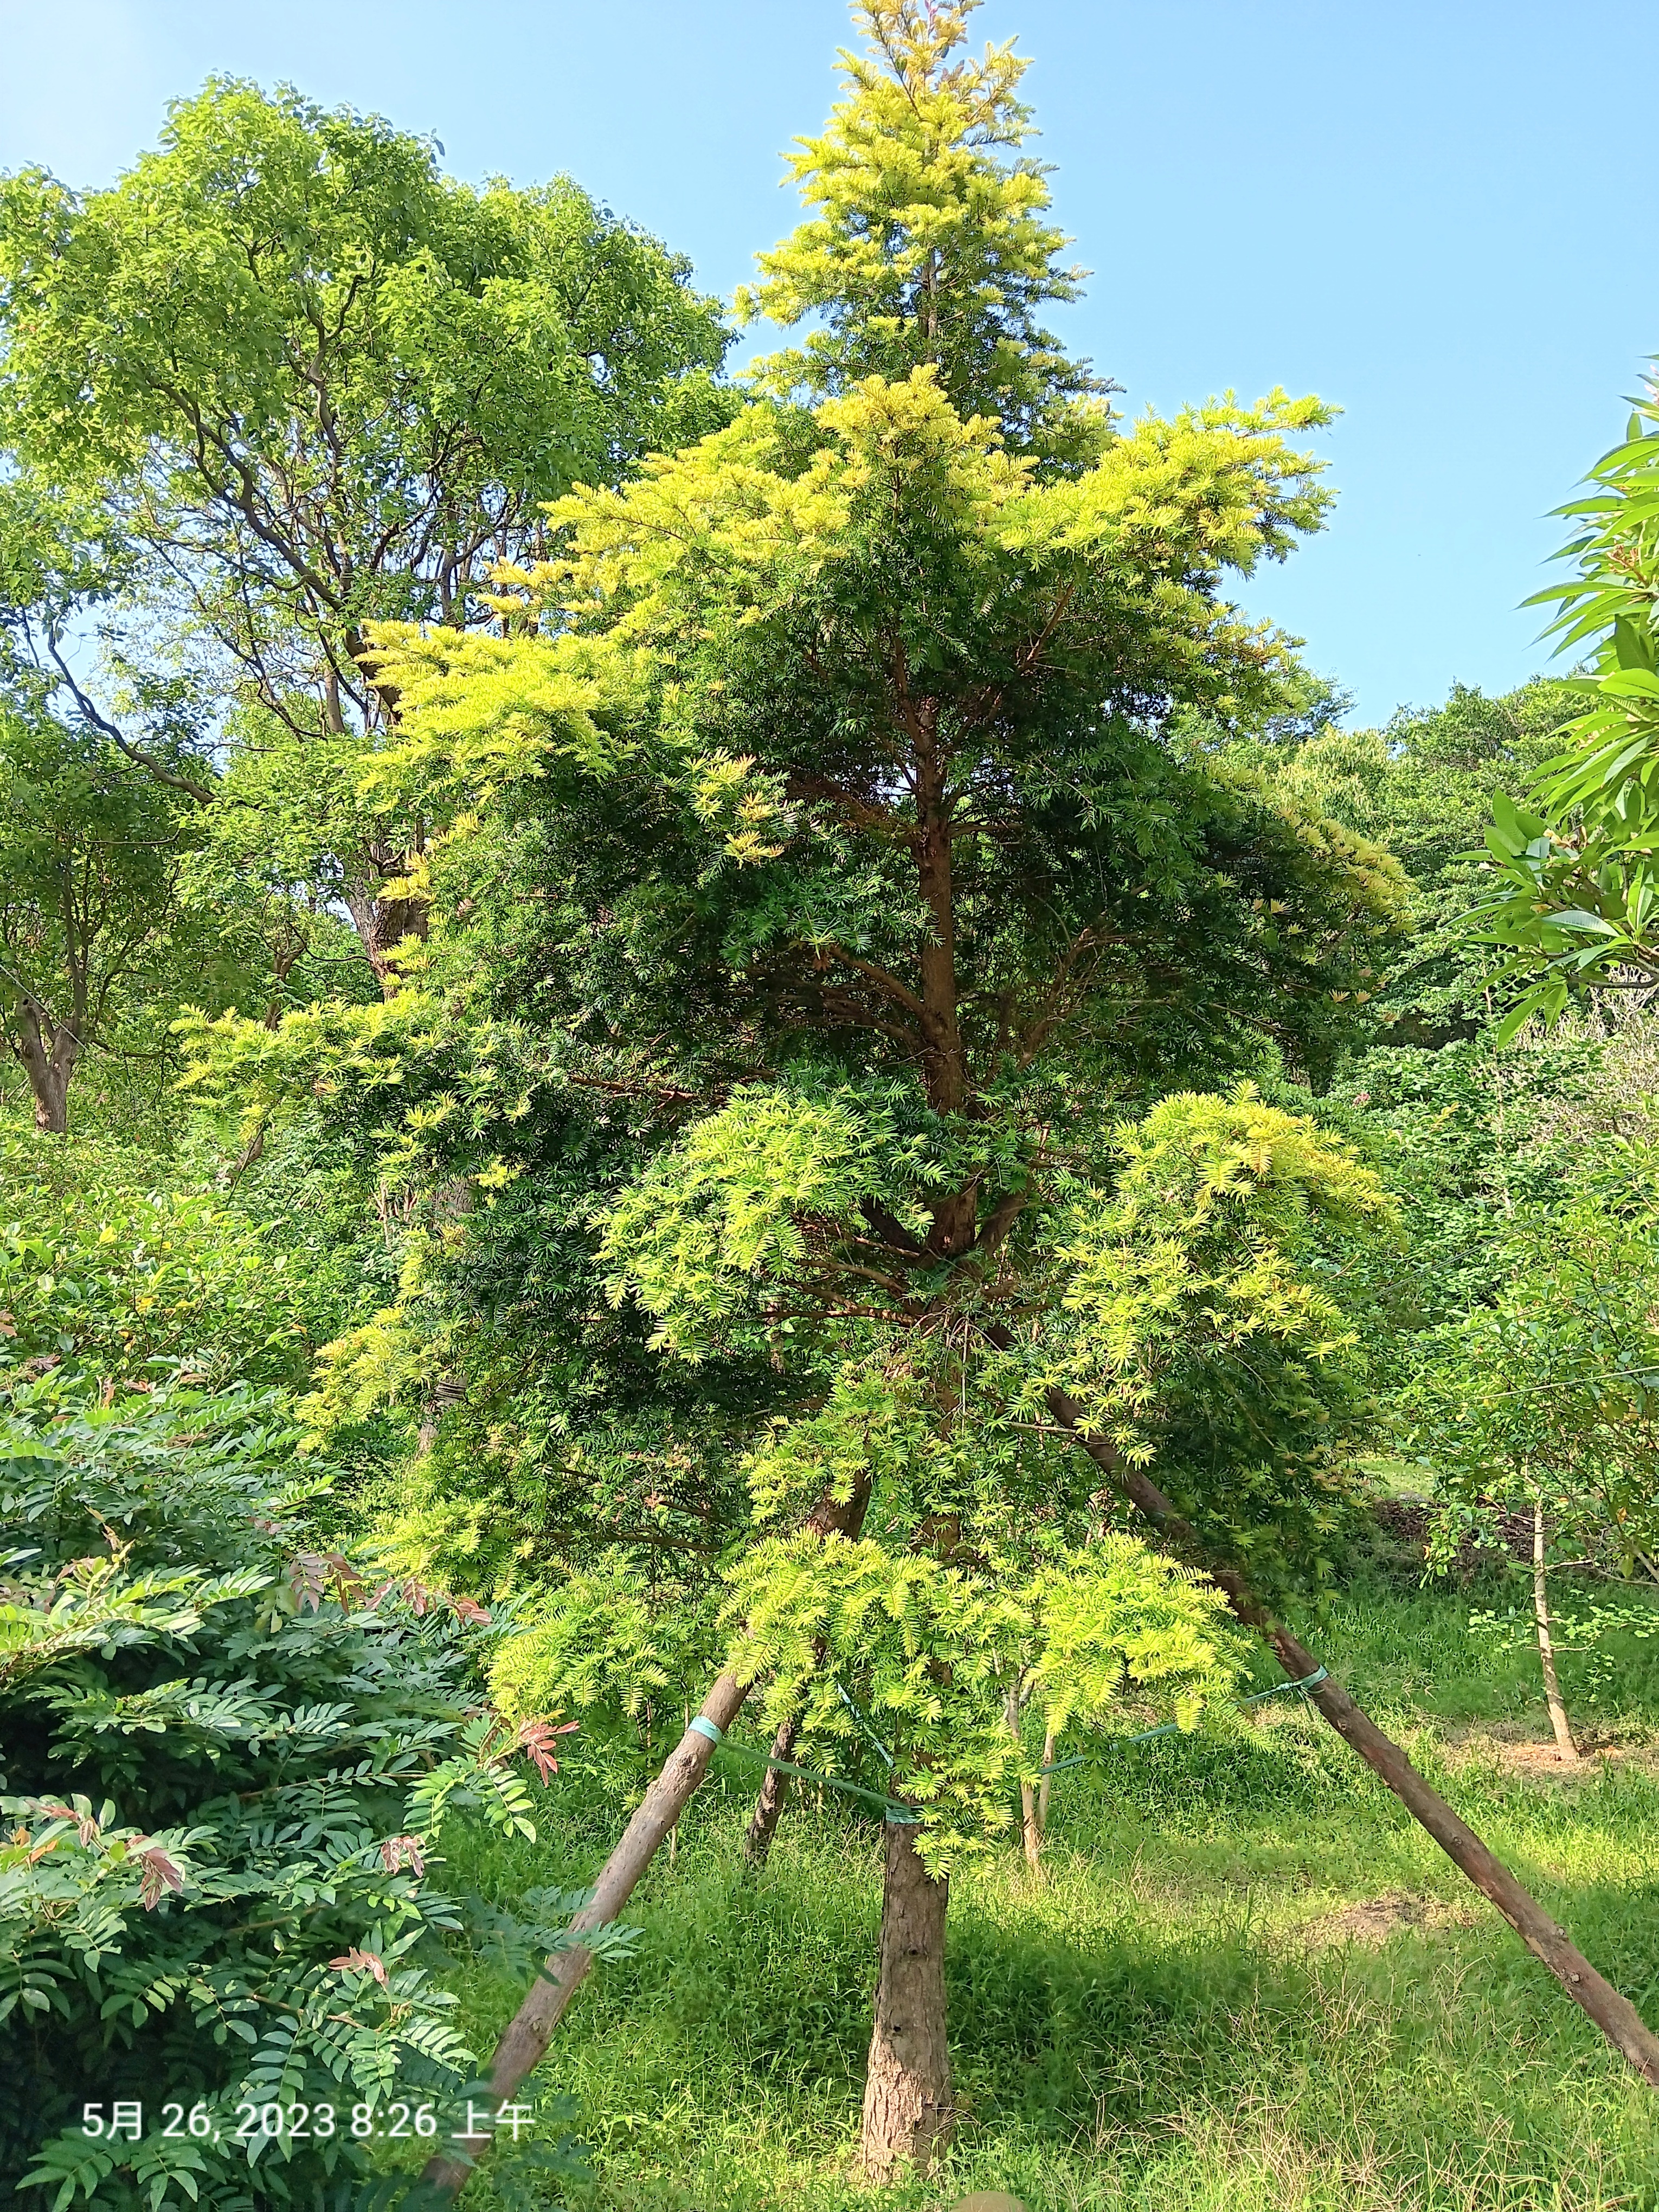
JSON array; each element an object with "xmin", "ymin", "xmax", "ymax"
[
  {"xmin": 1303, "ymin": 1889, "xmax": 1475, "ymax": 1947},
  {"xmin": 1441, "ymin": 1721, "xmax": 1659, "ymax": 1779}
]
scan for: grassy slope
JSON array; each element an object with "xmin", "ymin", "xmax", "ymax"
[{"xmin": 439, "ymin": 1579, "xmax": 1659, "ymax": 2212}]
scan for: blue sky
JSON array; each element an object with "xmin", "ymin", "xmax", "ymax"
[{"xmin": 1, "ymin": 0, "xmax": 1650, "ymax": 727}]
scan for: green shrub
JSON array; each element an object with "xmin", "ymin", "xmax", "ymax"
[
  {"xmin": 0, "ymin": 1378, "xmax": 581, "ymax": 2209},
  {"xmin": 0, "ymin": 1130, "xmax": 315, "ymax": 1391}
]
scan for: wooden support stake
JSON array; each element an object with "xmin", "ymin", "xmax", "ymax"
[
  {"xmin": 1044, "ymin": 1380, "xmax": 1659, "ymax": 2089},
  {"xmin": 421, "ymin": 1476, "xmax": 872, "ymax": 2198}
]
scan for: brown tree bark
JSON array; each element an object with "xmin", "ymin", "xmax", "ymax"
[
  {"xmin": 908, "ymin": 698, "xmax": 978, "ymax": 1256},
  {"xmin": 860, "ymin": 1815, "xmax": 953, "ymax": 2177},
  {"xmin": 1041, "ymin": 1379, "xmax": 1659, "ymax": 2088},
  {"xmin": 743, "ymin": 1705, "xmax": 805, "ymax": 1867},
  {"xmin": 15, "ymin": 998, "xmax": 80, "ymax": 1134},
  {"xmin": 416, "ymin": 1373, "xmax": 467, "ymax": 1456},
  {"xmin": 1036, "ymin": 1727, "xmax": 1056, "ymax": 1846},
  {"xmin": 1005, "ymin": 1687, "xmax": 1044, "ymax": 1876},
  {"xmin": 1018, "ymin": 1776, "xmax": 1042, "ymax": 1873},
  {"xmin": 1533, "ymin": 1497, "xmax": 1579, "ymax": 1760},
  {"xmin": 421, "ymin": 1474, "xmax": 873, "ymax": 2200},
  {"xmin": 344, "ymin": 867, "xmax": 429, "ymax": 1000}
]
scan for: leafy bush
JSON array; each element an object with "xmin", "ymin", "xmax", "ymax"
[
  {"xmin": 0, "ymin": 1130, "xmax": 316, "ymax": 1391},
  {"xmin": 0, "ymin": 1378, "xmax": 577, "ymax": 2209}
]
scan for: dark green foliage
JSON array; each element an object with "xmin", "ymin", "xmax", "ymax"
[{"xmin": 0, "ymin": 1381, "xmax": 571, "ymax": 2209}]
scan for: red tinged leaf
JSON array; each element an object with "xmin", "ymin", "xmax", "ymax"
[
  {"xmin": 368, "ymin": 1575, "xmax": 490, "ymax": 1625},
  {"xmin": 380, "ymin": 1833, "xmax": 426, "ymax": 1877},
  {"xmin": 134, "ymin": 1843, "xmax": 184, "ymax": 1909},
  {"xmin": 515, "ymin": 1716, "xmax": 578, "ymax": 1785},
  {"xmin": 38, "ymin": 1801, "xmax": 103, "ymax": 1848},
  {"xmin": 289, "ymin": 1549, "xmax": 364, "ymax": 1613},
  {"xmin": 329, "ymin": 1947, "xmax": 389, "ymax": 1987},
  {"xmin": 370, "ymin": 1573, "xmax": 436, "ymax": 1617}
]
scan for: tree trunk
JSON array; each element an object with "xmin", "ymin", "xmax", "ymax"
[
  {"xmin": 1039, "ymin": 1377, "xmax": 1659, "ymax": 2090},
  {"xmin": 421, "ymin": 1474, "xmax": 873, "ymax": 2200},
  {"xmin": 1534, "ymin": 1498, "xmax": 1578, "ymax": 1760},
  {"xmin": 15, "ymin": 1000, "xmax": 78, "ymax": 1134},
  {"xmin": 416, "ymin": 1187, "xmax": 474, "ymax": 1450},
  {"xmin": 1037, "ymin": 1727, "xmax": 1056, "ymax": 1843},
  {"xmin": 744, "ymin": 1624, "xmax": 837, "ymax": 1867},
  {"xmin": 416, "ymin": 1373, "xmax": 466, "ymax": 1456},
  {"xmin": 1005, "ymin": 1688, "xmax": 1043, "ymax": 1875},
  {"xmin": 1018, "ymin": 1774, "xmax": 1042, "ymax": 1875},
  {"xmin": 28, "ymin": 1060, "xmax": 71, "ymax": 1135},
  {"xmin": 345, "ymin": 873, "xmax": 429, "ymax": 999},
  {"xmin": 860, "ymin": 1815, "xmax": 953, "ymax": 2178},
  {"xmin": 909, "ymin": 703, "xmax": 973, "ymax": 1260},
  {"xmin": 744, "ymin": 1705, "xmax": 804, "ymax": 1868}
]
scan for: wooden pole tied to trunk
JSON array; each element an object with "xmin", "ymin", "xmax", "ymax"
[
  {"xmin": 420, "ymin": 1474, "xmax": 874, "ymax": 2200},
  {"xmin": 1040, "ymin": 1376, "xmax": 1659, "ymax": 2091}
]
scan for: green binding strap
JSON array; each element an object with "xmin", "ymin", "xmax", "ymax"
[
  {"xmin": 709, "ymin": 1734, "xmax": 921, "ymax": 1822},
  {"xmin": 1036, "ymin": 1664, "xmax": 1333, "ymax": 1777},
  {"xmin": 1249, "ymin": 1665, "xmax": 1329, "ymax": 1701},
  {"xmin": 696, "ymin": 1665, "xmax": 1333, "ymax": 1819},
  {"xmin": 834, "ymin": 1679, "xmax": 897, "ymax": 1770}
]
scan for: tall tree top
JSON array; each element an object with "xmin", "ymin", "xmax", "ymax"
[{"xmin": 738, "ymin": 0, "xmax": 1106, "ymax": 463}]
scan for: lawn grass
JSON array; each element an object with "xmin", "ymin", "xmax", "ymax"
[{"xmin": 434, "ymin": 1576, "xmax": 1659, "ymax": 2211}]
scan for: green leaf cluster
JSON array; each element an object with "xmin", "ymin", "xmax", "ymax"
[
  {"xmin": 1466, "ymin": 385, "xmax": 1659, "ymax": 1031},
  {"xmin": 723, "ymin": 1530, "xmax": 1240, "ymax": 1872},
  {"xmin": 0, "ymin": 1381, "xmax": 571, "ymax": 2208},
  {"xmin": 736, "ymin": 0, "xmax": 1106, "ymax": 464}
]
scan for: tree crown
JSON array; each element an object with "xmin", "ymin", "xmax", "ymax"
[{"xmin": 737, "ymin": 0, "xmax": 1105, "ymax": 463}]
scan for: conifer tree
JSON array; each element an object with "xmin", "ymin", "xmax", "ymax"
[
  {"xmin": 209, "ymin": 2, "xmax": 1659, "ymax": 2187},
  {"xmin": 370, "ymin": 0, "xmax": 1401, "ymax": 2176}
]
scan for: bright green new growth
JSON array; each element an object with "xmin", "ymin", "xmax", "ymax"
[
  {"xmin": 1050, "ymin": 1090, "xmax": 1391, "ymax": 1439},
  {"xmin": 600, "ymin": 1085, "xmax": 938, "ymax": 1360},
  {"xmin": 584, "ymin": 1081, "xmax": 1386, "ymax": 1862},
  {"xmin": 723, "ymin": 1531, "xmax": 1239, "ymax": 1871},
  {"xmin": 1469, "ymin": 378, "xmax": 1659, "ymax": 1033},
  {"xmin": 738, "ymin": 0, "xmax": 1104, "ymax": 462}
]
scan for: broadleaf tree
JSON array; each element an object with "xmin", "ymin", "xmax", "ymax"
[
  {"xmin": 1413, "ymin": 1168, "xmax": 1659, "ymax": 1760},
  {"xmin": 0, "ymin": 704, "xmax": 202, "ymax": 1133},
  {"xmin": 0, "ymin": 79, "xmax": 732, "ymax": 995},
  {"xmin": 1469, "ymin": 377, "xmax": 1659, "ymax": 1033}
]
